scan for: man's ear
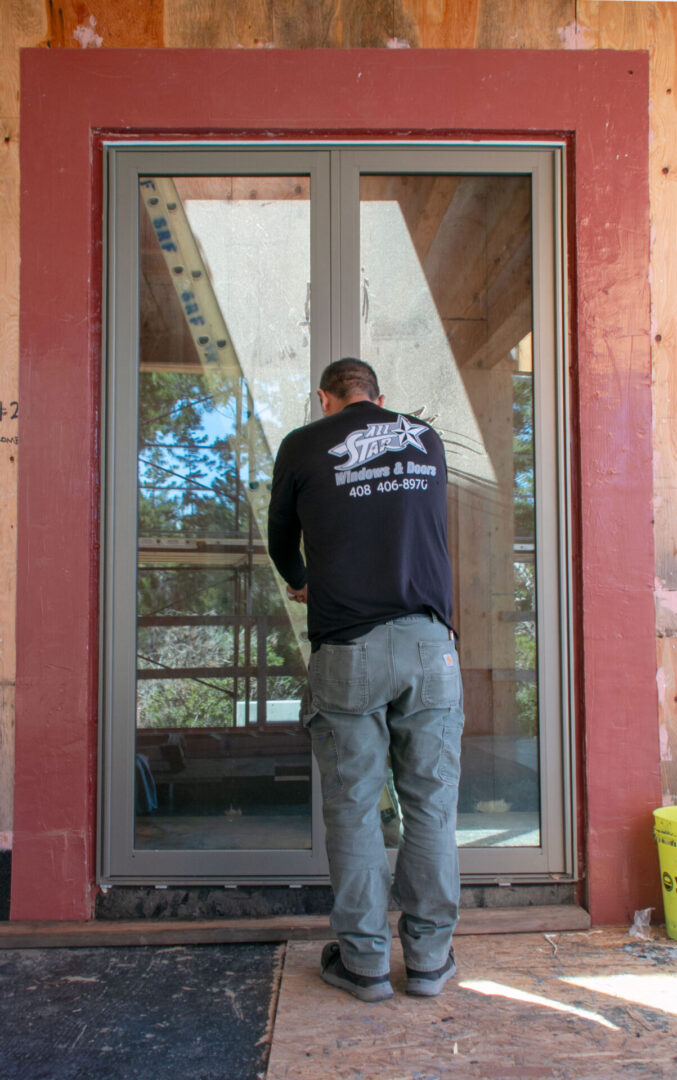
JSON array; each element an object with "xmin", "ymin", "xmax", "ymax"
[
  {"xmin": 376, "ymin": 394, "xmax": 385, "ymax": 408},
  {"xmin": 317, "ymin": 388, "xmax": 331, "ymax": 415}
]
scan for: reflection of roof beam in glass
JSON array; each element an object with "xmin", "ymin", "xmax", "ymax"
[
  {"xmin": 361, "ymin": 199, "xmax": 502, "ymax": 492},
  {"xmin": 139, "ymin": 179, "xmax": 309, "ymax": 660},
  {"xmin": 185, "ymin": 199, "xmax": 310, "ymax": 463}
]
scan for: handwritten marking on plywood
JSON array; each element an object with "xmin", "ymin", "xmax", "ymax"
[{"xmin": 0, "ymin": 116, "xmax": 20, "ymax": 840}]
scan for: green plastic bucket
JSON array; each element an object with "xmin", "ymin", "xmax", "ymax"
[{"xmin": 654, "ymin": 805, "xmax": 677, "ymax": 940}]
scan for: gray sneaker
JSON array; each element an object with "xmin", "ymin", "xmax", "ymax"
[
  {"xmin": 320, "ymin": 942, "xmax": 394, "ymax": 1002},
  {"xmin": 405, "ymin": 949, "xmax": 457, "ymax": 996}
]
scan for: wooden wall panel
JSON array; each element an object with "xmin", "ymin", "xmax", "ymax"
[
  {"xmin": 273, "ymin": 0, "xmax": 345, "ymax": 49},
  {"xmin": 0, "ymin": 122, "xmax": 20, "ymax": 844},
  {"xmin": 166, "ymin": 1, "xmax": 399, "ymax": 49},
  {"xmin": 397, "ymin": 0, "xmax": 479, "ymax": 48},
  {"xmin": 165, "ymin": 0, "xmax": 272, "ymax": 48},
  {"xmin": 475, "ymin": 0, "xmax": 574, "ymax": 49},
  {"xmin": 42, "ymin": 0, "xmax": 164, "ymax": 48},
  {"xmin": 646, "ymin": 4, "xmax": 677, "ymax": 804},
  {"xmin": 657, "ymin": 637, "xmax": 677, "ymax": 804},
  {"xmin": 0, "ymin": 1, "xmax": 46, "ymax": 844},
  {"xmin": 332, "ymin": 0, "xmax": 405, "ymax": 48},
  {"xmin": 577, "ymin": 1, "xmax": 677, "ymax": 805},
  {"xmin": 0, "ymin": 2, "xmax": 45, "ymax": 114}
]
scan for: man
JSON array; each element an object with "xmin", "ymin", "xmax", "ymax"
[{"xmin": 268, "ymin": 358, "xmax": 464, "ymax": 1002}]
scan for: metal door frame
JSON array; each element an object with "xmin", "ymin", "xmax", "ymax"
[{"xmin": 100, "ymin": 141, "xmax": 573, "ymax": 884}]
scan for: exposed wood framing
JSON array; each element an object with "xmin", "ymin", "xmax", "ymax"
[{"xmin": 0, "ymin": 0, "xmax": 47, "ymax": 845}]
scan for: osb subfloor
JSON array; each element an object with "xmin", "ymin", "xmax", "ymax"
[{"xmin": 266, "ymin": 930, "xmax": 677, "ymax": 1080}]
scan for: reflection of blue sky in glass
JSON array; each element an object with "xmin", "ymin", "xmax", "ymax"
[
  {"xmin": 140, "ymin": 198, "xmax": 311, "ymax": 527},
  {"xmin": 139, "ymin": 393, "xmax": 234, "ymax": 529},
  {"xmin": 138, "ymin": 383, "xmax": 277, "ymax": 528}
]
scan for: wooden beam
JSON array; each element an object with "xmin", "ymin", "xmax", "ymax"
[{"xmin": 0, "ymin": 905, "xmax": 590, "ymax": 948}]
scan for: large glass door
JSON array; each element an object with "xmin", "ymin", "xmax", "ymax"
[
  {"xmin": 102, "ymin": 145, "xmax": 571, "ymax": 883},
  {"xmin": 338, "ymin": 149, "xmax": 570, "ymax": 877},
  {"xmin": 103, "ymin": 150, "xmax": 331, "ymax": 880}
]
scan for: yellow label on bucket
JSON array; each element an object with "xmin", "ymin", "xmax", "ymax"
[{"xmin": 654, "ymin": 806, "xmax": 677, "ymax": 940}]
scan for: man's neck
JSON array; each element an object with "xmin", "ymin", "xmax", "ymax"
[{"xmin": 340, "ymin": 394, "xmax": 375, "ymax": 410}]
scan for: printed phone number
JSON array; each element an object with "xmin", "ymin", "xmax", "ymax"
[{"xmin": 349, "ymin": 478, "xmax": 428, "ymax": 498}]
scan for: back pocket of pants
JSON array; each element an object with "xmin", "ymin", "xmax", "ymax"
[
  {"xmin": 310, "ymin": 643, "xmax": 369, "ymax": 714},
  {"xmin": 418, "ymin": 641, "xmax": 461, "ymax": 708}
]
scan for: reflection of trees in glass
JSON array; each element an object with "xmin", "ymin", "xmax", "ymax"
[
  {"xmin": 513, "ymin": 375, "xmax": 537, "ymax": 737},
  {"xmin": 137, "ymin": 677, "xmax": 234, "ymax": 729},
  {"xmin": 513, "ymin": 374, "xmax": 535, "ymax": 541},
  {"xmin": 138, "ymin": 371, "xmax": 238, "ymax": 539},
  {"xmin": 514, "ymin": 561, "xmax": 537, "ymax": 737},
  {"xmin": 136, "ymin": 370, "xmax": 304, "ymax": 730}
]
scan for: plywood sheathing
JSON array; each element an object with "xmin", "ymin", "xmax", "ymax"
[
  {"xmin": 165, "ymin": 0, "xmax": 408, "ymax": 49},
  {"xmin": 267, "ymin": 930, "xmax": 677, "ymax": 1079},
  {"xmin": 41, "ymin": 0, "xmax": 164, "ymax": 49},
  {"xmin": 576, "ymin": 2, "xmax": 677, "ymax": 806},
  {"xmin": 0, "ymin": 0, "xmax": 47, "ymax": 845},
  {"xmin": 0, "ymin": 0, "xmax": 164, "ymax": 849}
]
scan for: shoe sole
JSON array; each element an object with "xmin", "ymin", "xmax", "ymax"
[
  {"xmin": 321, "ymin": 969, "xmax": 394, "ymax": 1002},
  {"xmin": 406, "ymin": 961, "xmax": 457, "ymax": 997}
]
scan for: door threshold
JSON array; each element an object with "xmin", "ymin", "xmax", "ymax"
[{"xmin": 0, "ymin": 904, "xmax": 590, "ymax": 949}]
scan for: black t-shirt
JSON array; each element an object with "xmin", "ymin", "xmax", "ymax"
[{"xmin": 268, "ymin": 400, "xmax": 454, "ymax": 648}]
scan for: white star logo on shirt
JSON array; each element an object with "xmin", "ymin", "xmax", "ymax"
[
  {"xmin": 329, "ymin": 415, "xmax": 429, "ymax": 470},
  {"xmin": 390, "ymin": 415, "xmax": 428, "ymax": 453}
]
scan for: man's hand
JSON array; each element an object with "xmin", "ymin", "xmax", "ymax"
[{"xmin": 286, "ymin": 585, "xmax": 308, "ymax": 604}]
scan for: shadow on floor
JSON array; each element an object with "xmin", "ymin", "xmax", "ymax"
[{"xmin": 267, "ymin": 929, "xmax": 677, "ymax": 1080}]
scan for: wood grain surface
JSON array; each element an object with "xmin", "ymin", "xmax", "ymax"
[{"xmin": 267, "ymin": 929, "xmax": 677, "ymax": 1079}]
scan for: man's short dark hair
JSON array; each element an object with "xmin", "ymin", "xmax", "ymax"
[{"xmin": 319, "ymin": 358, "xmax": 380, "ymax": 401}]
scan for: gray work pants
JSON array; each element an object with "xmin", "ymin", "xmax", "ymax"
[{"xmin": 307, "ymin": 614, "xmax": 464, "ymax": 977}]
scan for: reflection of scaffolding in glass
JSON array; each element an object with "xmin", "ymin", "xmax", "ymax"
[{"xmin": 139, "ymin": 177, "xmax": 309, "ymax": 673}]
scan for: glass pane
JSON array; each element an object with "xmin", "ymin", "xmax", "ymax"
[
  {"xmin": 134, "ymin": 175, "xmax": 311, "ymax": 851},
  {"xmin": 359, "ymin": 174, "xmax": 539, "ymax": 849}
]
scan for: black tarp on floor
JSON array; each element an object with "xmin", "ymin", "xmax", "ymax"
[{"xmin": 0, "ymin": 942, "xmax": 280, "ymax": 1080}]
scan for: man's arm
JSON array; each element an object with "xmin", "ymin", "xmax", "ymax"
[{"xmin": 268, "ymin": 436, "xmax": 308, "ymax": 593}]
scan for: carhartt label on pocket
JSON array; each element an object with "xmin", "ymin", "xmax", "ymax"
[{"xmin": 443, "ymin": 654, "xmax": 454, "ymax": 667}]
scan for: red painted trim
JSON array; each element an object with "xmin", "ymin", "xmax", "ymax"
[{"xmin": 15, "ymin": 49, "xmax": 660, "ymax": 923}]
